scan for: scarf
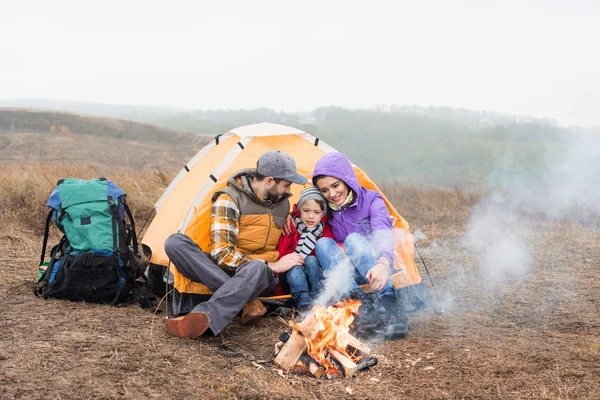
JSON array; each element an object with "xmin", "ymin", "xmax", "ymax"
[
  {"xmin": 328, "ymin": 190, "xmax": 355, "ymax": 211},
  {"xmin": 293, "ymin": 214, "xmax": 324, "ymax": 259}
]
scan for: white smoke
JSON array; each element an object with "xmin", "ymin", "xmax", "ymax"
[
  {"xmin": 465, "ymin": 128, "xmax": 600, "ymax": 279},
  {"xmin": 313, "ymin": 257, "xmax": 355, "ymax": 307},
  {"xmin": 412, "ymin": 229, "xmax": 427, "ymax": 242},
  {"xmin": 527, "ymin": 130, "xmax": 600, "ymax": 222},
  {"xmin": 466, "ymin": 201, "xmax": 532, "ymax": 280}
]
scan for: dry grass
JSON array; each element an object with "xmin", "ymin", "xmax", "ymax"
[
  {"xmin": 0, "ymin": 163, "xmax": 173, "ymax": 237},
  {"xmin": 380, "ymin": 183, "xmax": 482, "ymax": 241},
  {"xmin": 0, "ymin": 132, "xmax": 209, "ymax": 172},
  {"xmin": 1, "ymin": 164, "xmax": 599, "ymax": 399}
]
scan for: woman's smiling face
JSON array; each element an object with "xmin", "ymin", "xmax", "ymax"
[{"xmin": 315, "ymin": 176, "xmax": 349, "ymax": 206}]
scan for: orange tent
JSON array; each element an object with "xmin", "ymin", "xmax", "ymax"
[{"xmin": 142, "ymin": 122, "xmax": 423, "ymax": 297}]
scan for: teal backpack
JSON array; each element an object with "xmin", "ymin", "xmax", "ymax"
[{"xmin": 35, "ymin": 178, "xmax": 148, "ymax": 305}]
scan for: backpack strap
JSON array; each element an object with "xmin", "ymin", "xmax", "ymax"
[
  {"xmin": 122, "ymin": 202, "xmax": 139, "ymax": 255},
  {"xmin": 39, "ymin": 210, "xmax": 54, "ymax": 266},
  {"xmin": 107, "ymin": 196, "xmax": 125, "ymax": 305},
  {"xmin": 107, "ymin": 196, "xmax": 119, "ymax": 253},
  {"xmin": 35, "ymin": 235, "xmax": 68, "ymax": 296}
]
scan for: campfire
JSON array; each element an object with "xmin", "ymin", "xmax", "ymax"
[{"xmin": 274, "ymin": 299, "xmax": 378, "ymax": 378}]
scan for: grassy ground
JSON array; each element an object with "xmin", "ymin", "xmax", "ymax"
[{"xmin": 1, "ymin": 165, "xmax": 599, "ymax": 399}]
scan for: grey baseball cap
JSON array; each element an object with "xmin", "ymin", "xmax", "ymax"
[{"xmin": 257, "ymin": 150, "xmax": 308, "ymax": 185}]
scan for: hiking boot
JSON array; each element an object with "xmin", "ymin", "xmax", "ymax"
[
  {"xmin": 242, "ymin": 298, "xmax": 267, "ymax": 325},
  {"xmin": 349, "ymin": 289, "xmax": 383, "ymax": 336},
  {"xmin": 166, "ymin": 311, "xmax": 211, "ymax": 339},
  {"xmin": 377, "ymin": 294, "xmax": 408, "ymax": 340},
  {"xmin": 295, "ymin": 307, "xmax": 312, "ymax": 323}
]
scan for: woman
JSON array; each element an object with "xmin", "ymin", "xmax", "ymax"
[{"xmin": 312, "ymin": 152, "xmax": 408, "ymax": 339}]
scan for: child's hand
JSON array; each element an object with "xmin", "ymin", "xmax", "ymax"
[
  {"xmin": 282, "ymin": 215, "xmax": 294, "ymax": 236},
  {"xmin": 366, "ymin": 262, "xmax": 389, "ymax": 291}
]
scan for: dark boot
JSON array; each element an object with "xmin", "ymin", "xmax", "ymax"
[
  {"xmin": 348, "ymin": 289, "xmax": 383, "ymax": 336},
  {"xmin": 377, "ymin": 293, "xmax": 408, "ymax": 339}
]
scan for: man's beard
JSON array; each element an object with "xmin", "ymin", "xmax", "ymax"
[{"xmin": 266, "ymin": 185, "xmax": 281, "ymax": 203}]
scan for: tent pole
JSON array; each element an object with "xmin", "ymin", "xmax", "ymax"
[
  {"xmin": 165, "ymin": 261, "xmax": 171, "ymax": 319},
  {"xmin": 136, "ymin": 208, "xmax": 155, "ymax": 241},
  {"xmin": 414, "ymin": 244, "xmax": 445, "ymax": 316}
]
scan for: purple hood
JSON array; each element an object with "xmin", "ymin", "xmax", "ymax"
[{"xmin": 313, "ymin": 152, "xmax": 394, "ymax": 264}]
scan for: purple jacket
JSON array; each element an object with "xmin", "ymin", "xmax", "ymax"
[{"xmin": 313, "ymin": 152, "xmax": 394, "ymax": 264}]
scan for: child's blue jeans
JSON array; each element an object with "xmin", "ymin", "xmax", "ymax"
[{"xmin": 285, "ymin": 255, "xmax": 324, "ymax": 310}]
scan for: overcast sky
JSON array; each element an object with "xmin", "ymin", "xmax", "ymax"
[{"xmin": 2, "ymin": 0, "xmax": 599, "ymax": 126}]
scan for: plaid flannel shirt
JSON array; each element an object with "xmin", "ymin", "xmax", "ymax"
[{"xmin": 210, "ymin": 193, "xmax": 250, "ymax": 271}]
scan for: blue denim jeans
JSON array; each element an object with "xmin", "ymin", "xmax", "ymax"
[
  {"xmin": 285, "ymin": 255, "xmax": 324, "ymax": 309},
  {"xmin": 315, "ymin": 233, "xmax": 394, "ymax": 298}
]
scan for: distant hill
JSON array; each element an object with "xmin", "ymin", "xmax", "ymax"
[
  {"xmin": 0, "ymin": 100, "xmax": 588, "ymax": 187},
  {"xmin": 142, "ymin": 106, "xmax": 572, "ymax": 187},
  {"xmin": 0, "ymin": 99, "xmax": 186, "ymax": 123},
  {"xmin": 0, "ymin": 109, "xmax": 212, "ymax": 171},
  {"xmin": 0, "ymin": 108, "xmax": 202, "ymax": 144}
]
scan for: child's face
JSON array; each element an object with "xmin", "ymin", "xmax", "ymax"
[{"xmin": 299, "ymin": 199, "xmax": 324, "ymax": 228}]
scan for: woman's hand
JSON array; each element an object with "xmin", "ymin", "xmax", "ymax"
[
  {"xmin": 366, "ymin": 262, "xmax": 389, "ymax": 291},
  {"xmin": 282, "ymin": 214, "xmax": 294, "ymax": 236}
]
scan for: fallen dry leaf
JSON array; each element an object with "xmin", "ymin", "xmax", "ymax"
[
  {"xmin": 346, "ymin": 387, "xmax": 353, "ymax": 395},
  {"xmin": 404, "ymin": 357, "xmax": 422, "ymax": 366},
  {"xmin": 370, "ymin": 378, "xmax": 380, "ymax": 383},
  {"xmin": 252, "ymin": 362, "xmax": 265, "ymax": 370},
  {"xmin": 423, "ymin": 366, "xmax": 435, "ymax": 371}
]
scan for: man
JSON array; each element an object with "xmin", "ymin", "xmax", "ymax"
[{"xmin": 164, "ymin": 150, "xmax": 307, "ymax": 338}]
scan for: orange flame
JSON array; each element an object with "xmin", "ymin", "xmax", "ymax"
[{"xmin": 291, "ymin": 299, "xmax": 362, "ymax": 373}]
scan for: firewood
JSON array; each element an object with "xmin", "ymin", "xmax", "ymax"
[
  {"xmin": 278, "ymin": 331, "xmax": 291, "ymax": 343},
  {"xmin": 299, "ymin": 353, "xmax": 326, "ymax": 378},
  {"xmin": 339, "ymin": 331, "xmax": 371, "ymax": 355},
  {"xmin": 274, "ymin": 330, "xmax": 307, "ymax": 371},
  {"xmin": 290, "ymin": 314, "xmax": 318, "ymax": 338},
  {"xmin": 292, "ymin": 315, "xmax": 369, "ymax": 355},
  {"xmin": 327, "ymin": 348, "xmax": 358, "ymax": 377},
  {"xmin": 356, "ymin": 356, "xmax": 378, "ymax": 371}
]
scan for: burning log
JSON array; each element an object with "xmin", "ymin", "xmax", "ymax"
[
  {"xmin": 298, "ymin": 353, "xmax": 326, "ymax": 378},
  {"xmin": 327, "ymin": 348, "xmax": 358, "ymax": 377},
  {"xmin": 274, "ymin": 330, "xmax": 307, "ymax": 371},
  {"xmin": 341, "ymin": 332, "xmax": 371, "ymax": 355},
  {"xmin": 356, "ymin": 356, "xmax": 378, "ymax": 371},
  {"xmin": 274, "ymin": 299, "xmax": 376, "ymax": 378},
  {"xmin": 275, "ymin": 331, "xmax": 325, "ymax": 378}
]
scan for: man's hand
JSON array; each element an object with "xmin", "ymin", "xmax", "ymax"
[
  {"xmin": 282, "ymin": 215, "xmax": 294, "ymax": 236},
  {"xmin": 269, "ymin": 253, "xmax": 304, "ymax": 273},
  {"xmin": 366, "ymin": 262, "xmax": 389, "ymax": 291}
]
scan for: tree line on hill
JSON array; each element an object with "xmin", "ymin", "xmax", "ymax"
[
  {"xmin": 145, "ymin": 106, "xmax": 573, "ymax": 187},
  {"xmin": 1, "ymin": 101, "xmax": 591, "ymax": 187}
]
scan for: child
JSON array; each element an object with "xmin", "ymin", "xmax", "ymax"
[{"xmin": 276, "ymin": 186, "xmax": 335, "ymax": 311}]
